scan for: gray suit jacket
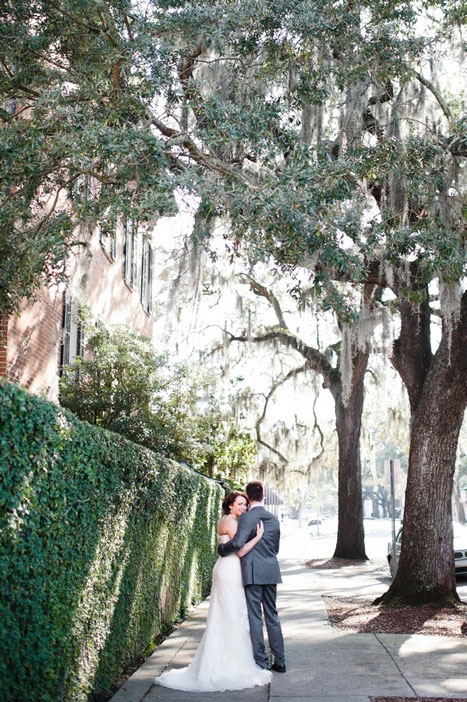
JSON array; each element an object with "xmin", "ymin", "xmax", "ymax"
[{"xmin": 218, "ymin": 506, "xmax": 282, "ymax": 585}]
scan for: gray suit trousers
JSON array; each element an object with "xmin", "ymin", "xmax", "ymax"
[{"xmin": 244, "ymin": 583, "xmax": 285, "ymax": 668}]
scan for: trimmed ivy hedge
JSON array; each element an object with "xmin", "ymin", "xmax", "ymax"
[{"xmin": 0, "ymin": 382, "xmax": 223, "ymax": 702}]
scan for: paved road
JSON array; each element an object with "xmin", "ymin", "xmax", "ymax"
[{"xmin": 306, "ymin": 517, "xmax": 467, "ymax": 600}]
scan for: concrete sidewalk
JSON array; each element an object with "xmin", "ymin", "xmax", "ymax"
[{"xmin": 110, "ymin": 524, "xmax": 467, "ymax": 702}]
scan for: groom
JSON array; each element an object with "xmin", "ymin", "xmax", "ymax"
[{"xmin": 218, "ymin": 480, "xmax": 286, "ymax": 672}]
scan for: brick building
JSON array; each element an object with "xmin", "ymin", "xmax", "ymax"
[{"xmin": 0, "ymin": 216, "xmax": 154, "ymax": 402}]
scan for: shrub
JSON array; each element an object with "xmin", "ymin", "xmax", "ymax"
[
  {"xmin": 59, "ymin": 324, "xmax": 257, "ymax": 486},
  {"xmin": 200, "ymin": 425, "xmax": 256, "ymax": 490},
  {"xmin": 0, "ymin": 382, "xmax": 223, "ymax": 702},
  {"xmin": 59, "ymin": 324, "xmax": 187, "ymax": 458}
]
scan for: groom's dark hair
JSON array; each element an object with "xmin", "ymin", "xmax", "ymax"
[{"xmin": 246, "ymin": 481, "xmax": 263, "ymax": 502}]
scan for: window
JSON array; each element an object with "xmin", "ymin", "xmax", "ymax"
[
  {"xmin": 99, "ymin": 208, "xmax": 117, "ymax": 260},
  {"xmin": 60, "ymin": 294, "xmax": 84, "ymax": 374},
  {"xmin": 140, "ymin": 239, "xmax": 153, "ymax": 313},
  {"xmin": 123, "ymin": 217, "xmax": 139, "ymax": 288},
  {"xmin": 111, "ymin": 232, "xmax": 117, "ymax": 259},
  {"xmin": 123, "ymin": 219, "xmax": 131, "ymax": 281},
  {"xmin": 71, "ymin": 174, "xmax": 92, "ymax": 202}
]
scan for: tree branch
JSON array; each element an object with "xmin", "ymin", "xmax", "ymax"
[
  {"xmin": 34, "ymin": 185, "xmax": 64, "ymax": 237},
  {"xmin": 46, "ymin": 0, "xmax": 102, "ymax": 34},
  {"xmin": 239, "ymin": 274, "xmax": 288, "ymax": 329},
  {"xmin": 178, "ymin": 44, "xmax": 205, "ymax": 122},
  {"xmin": 256, "ymin": 362, "xmax": 314, "ymax": 464},
  {"xmin": 124, "ymin": 15, "xmax": 134, "ymax": 42},
  {"xmin": 0, "ymin": 58, "xmax": 13, "ymax": 77},
  {"xmin": 26, "ymin": 48, "xmax": 71, "ymax": 74},
  {"xmin": 412, "ymin": 69, "xmax": 454, "ymax": 126},
  {"xmin": 13, "ymin": 84, "xmax": 41, "ymax": 98},
  {"xmin": 112, "ymin": 57, "xmax": 123, "ymax": 94},
  {"xmin": 310, "ymin": 394, "xmax": 325, "ymax": 462},
  {"xmin": 443, "ymin": 133, "xmax": 467, "ymax": 157},
  {"xmin": 150, "ymin": 114, "xmax": 248, "ymax": 179},
  {"xmin": 228, "ymin": 328, "xmax": 335, "ymax": 388}
]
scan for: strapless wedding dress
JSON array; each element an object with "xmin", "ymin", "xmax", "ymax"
[{"xmin": 154, "ymin": 535, "xmax": 272, "ymax": 691}]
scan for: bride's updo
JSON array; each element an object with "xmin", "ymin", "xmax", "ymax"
[{"xmin": 222, "ymin": 491, "xmax": 249, "ymax": 515}]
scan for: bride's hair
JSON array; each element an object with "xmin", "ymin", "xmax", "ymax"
[{"xmin": 222, "ymin": 491, "xmax": 249, "ymax": 515}]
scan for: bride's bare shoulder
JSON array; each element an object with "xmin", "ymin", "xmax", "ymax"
[{"xmin": 217, "ymin": 514, "xmax": 235, "ymax": 535}]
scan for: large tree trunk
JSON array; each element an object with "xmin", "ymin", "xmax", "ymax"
[
  {"xmin": 377, "ymin": 290, "xmax": 467, "ymax": 605},
  {"xmin": 332, "ymin": 350, "xmax": 368, "ymax": 560},
  {"xmin": 237, "ymin": 280, "xmax": 374, "ymax": 561}
]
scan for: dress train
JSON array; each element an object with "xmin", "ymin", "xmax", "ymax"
[{"xmin": 154, "ymin": 536, "xmax": 272, "ymax": 692}]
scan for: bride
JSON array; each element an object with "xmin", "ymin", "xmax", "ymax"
[{"xmin": 154, "ymin": 491, "xmax": 272, "ymax": 691}]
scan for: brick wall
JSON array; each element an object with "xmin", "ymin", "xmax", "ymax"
[
  {"xmin": 4, "ymin": 224, "xmax": 155, "ymax": 401},
  {"xmin": 78, "ymin": 229, "xmax": 153, "ymax": 336},
  {"xmin": 0, "ymin": 314, "xmax": 8, "ymax": 379},
  {"xmin": 6, "ymin": 287, "xmax": 64, "ymax": 402}
]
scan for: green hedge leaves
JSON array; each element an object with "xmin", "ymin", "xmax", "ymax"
[{"xmin": 0, "ymin": 382, "xmax": 223, "ymax": 702}]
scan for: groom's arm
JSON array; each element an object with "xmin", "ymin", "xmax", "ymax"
[
  {"xmin": 218, "ymin": 514, "xmax": 255, "ymax": 557},
  {"xmin": 274, "ymin": 523, "xmax": 280, "ymax": 554}
]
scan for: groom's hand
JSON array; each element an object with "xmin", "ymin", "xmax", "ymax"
[{"xmin": 218, "ymin": 512, "xmax": 255, "ymax": 557}]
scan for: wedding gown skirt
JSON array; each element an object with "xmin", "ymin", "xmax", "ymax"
[{"xmin": 154, "ymin": 537, "xmax": 272, "ymax": 691}]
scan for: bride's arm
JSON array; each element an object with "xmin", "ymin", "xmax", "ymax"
[
  {"xmin": 219, "ymin": 517, "xmax": 264, "ymax": 557},
  {"xmin": 236, "ymin": 521, "xmax": 264, "ymax": 558}
]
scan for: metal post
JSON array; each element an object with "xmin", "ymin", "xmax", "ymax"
[{"xmin": 390, "ymin": 458, "xmax": 397, "ymax": 577}]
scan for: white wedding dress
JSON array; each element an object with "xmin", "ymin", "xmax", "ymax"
[{"xmin": 154, "ymin": 535, "xmax": 272, "ymax": 691}]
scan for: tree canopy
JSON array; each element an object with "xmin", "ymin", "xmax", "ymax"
[{"xmin": 2, "ymin": 0, "xmax": 465, "ymax": 314}]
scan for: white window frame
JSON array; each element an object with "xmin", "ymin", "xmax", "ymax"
[
  {"xmin": 140, "ymin": 239, "xmax": 153, "ymax": 313},
  {"xmin": 60, "ymin": 294, "xmax": 84, "ymax": 373}
]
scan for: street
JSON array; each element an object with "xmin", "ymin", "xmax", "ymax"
[{"xmin": 281, "ymin": 517, "xmax": 467, "ymax": 600}]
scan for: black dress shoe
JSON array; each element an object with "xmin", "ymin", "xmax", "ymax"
[{"xmin": 270, "ymin": 662, "xmax": 286, "ymax": 673}]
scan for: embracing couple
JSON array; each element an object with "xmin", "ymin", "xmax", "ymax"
[{"xmin": 155, "ymin": 480, "xmax": 285, "ymax": 692}]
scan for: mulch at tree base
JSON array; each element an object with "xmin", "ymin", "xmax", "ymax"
[
  {"xmin": 310, "ymin": 561, "xmax": 467, "ymax": 701},
  {"xmin": 324, "ymin": 596, "xmax": 467, "ymax": 637},
  {"xmin": 371, "ymin": 698, "xmax": 467, "ymax": 702}
]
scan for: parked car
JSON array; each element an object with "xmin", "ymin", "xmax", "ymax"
[
  {"xmin": 387, "ymin": 524, "xmax": 467, "ymax": 577},
  {"xmin": 308, "ymin": 518, "xmax": 322, "ymax": 535},
  {"xmin": 387, "ymin": 527, "xmax": 402, "ymax": 577}
]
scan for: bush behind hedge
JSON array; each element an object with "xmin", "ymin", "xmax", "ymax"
[{"xmin": 0, "ymin": 382, "xmax": 223, "ymax": 702}]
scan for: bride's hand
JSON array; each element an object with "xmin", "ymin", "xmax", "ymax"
[{"xmin": 256, "ymin": 520, "xmax": 264, "ymax": 539}]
